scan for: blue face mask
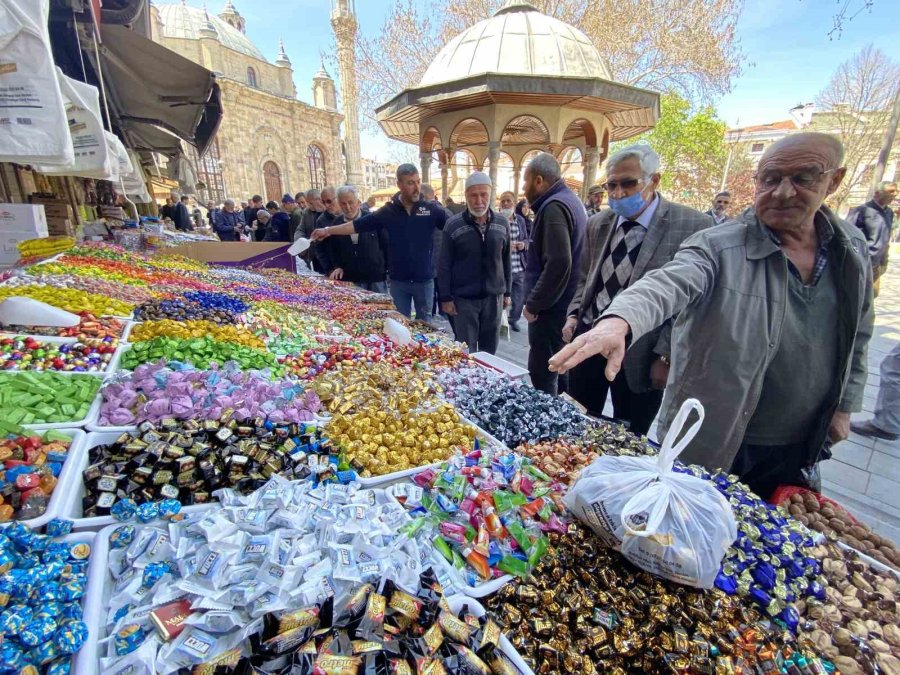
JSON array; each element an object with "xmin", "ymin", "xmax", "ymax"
[{"xmin": 608, "ymin": 188, "xmax": 648, "ymax": 218}]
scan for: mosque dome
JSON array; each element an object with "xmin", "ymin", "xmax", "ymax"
[
  {"xmin": 419, "ymin": 1, "xmax": 612, "ymax": 87},
  {"xmin": 156, "ymin": 3, "xmax": 266, "ymax": 62}
]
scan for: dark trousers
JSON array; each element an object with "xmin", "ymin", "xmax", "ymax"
[
  {"xmin": 509, "ymin": 272, "xmax": 526, "ymax": 323},
  {"xmin": 568, "ymin": 323, "xmax": 663, "ymax": 436},
  {"xmin": 729, "ymin": 441, "xmax": 811, "ymax": 500},
  {"xmin": 453, "ymin": 295, "xmax": 502, "ymax": 354},
  {"xmin": 528, "ymin": 308, "xmax": 568, "ymax": 395}
]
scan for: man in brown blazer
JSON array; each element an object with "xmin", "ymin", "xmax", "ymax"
[{"xmin": 563, "ymin": 144, "xmax": 713, "ymax": 436}]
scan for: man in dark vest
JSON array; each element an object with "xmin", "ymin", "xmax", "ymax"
[{"xmin": 521, "ymin": 152, "xmax": 586, "ymax": 395}]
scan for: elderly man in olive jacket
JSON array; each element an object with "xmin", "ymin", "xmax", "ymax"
[{"xmin": 549, "ymin": 132, "xmax": 874, "ymax": 499}]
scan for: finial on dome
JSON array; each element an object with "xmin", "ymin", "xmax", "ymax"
[
  {"xmin": 275, "ymin": 39, "xmax": 292, "ymax": 67},
  {"xmin": 314, "ymin": 57, "xmax": 331, "ymax": 79},
  {"xmin": 494, "ymin": 1, "xmax": 538, "ymax": 16}
]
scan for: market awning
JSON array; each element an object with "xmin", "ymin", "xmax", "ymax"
[{"xmin": 89, "ymin": 24, "xmax": 222, "ymax": 156}]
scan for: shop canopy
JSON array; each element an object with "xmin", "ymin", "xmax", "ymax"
[{"xmin": 88, "ymin": 23, "xmax": 221, "ymax": 157}]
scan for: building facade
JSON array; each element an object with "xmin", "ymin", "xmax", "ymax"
[
  {"xmin": 361, "ymin": 158, "xmax": 398, "ymax": 193},
  {"xmin": 149, "ymin": 1, "xmax": 345, "ymax": 203}
]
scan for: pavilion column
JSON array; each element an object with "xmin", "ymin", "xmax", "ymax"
[
  {"xmin": 512, "ymin": 165, "xmax": 522, "ymax": 199},
  {"xmin": 440, "ymin": 152, "xmax": 449, "ymax": 202},
  {"xmin": 582, "ymin": 146, "xmax": 600, "ymax": 201},
  {"xmin": 419, "ymin": 152, "xmax": 433, "ymax": 185},
  {"xmin": 487, "ymin": 141, "xmax": 501, "ymax": 198}
]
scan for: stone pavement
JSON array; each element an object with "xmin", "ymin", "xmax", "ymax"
[{"xmin": 476, "ymin": 254, "xmax": 900, "ymax": 543}]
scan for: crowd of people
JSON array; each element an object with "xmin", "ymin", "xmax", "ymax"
[{"xmin": 158, "ymin": 132, "xmax": 899, "ymax": 497}]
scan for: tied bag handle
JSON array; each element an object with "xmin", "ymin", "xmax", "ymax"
[{"xmin": 619, "ymin": 398, "xmax": 705, "ymax": 538}]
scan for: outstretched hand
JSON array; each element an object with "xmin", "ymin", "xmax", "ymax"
[
  {"xmin": 310, "ymin": 228, "xmax": 329, "ymax": 242},
  {"xmin": 548, "ymin": 317, "xmax": 630, "ymax": 379}
]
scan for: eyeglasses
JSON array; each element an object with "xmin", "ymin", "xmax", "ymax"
[
  {"xmin": 601, "ymin": 178, "xmax": 641, "ymax": 192},
  {"xmin": 323, "ymin": 199, "xmax": 334, "ymax": 204},
  {"xmin": 754, "ymin": 168, "xmax": 841, "ymax": 190}
]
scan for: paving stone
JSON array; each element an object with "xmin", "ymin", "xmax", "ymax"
[
  {"xmin": 830, "ymin": 440, "xmax": 873, "ymax": 471},
  {"xmin": 820, "ymin": 459, "xmax": 870, "ymax": 493}
]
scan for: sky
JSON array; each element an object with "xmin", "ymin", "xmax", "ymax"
[{"xmin": 179, "ymin": 0, "xmax": 900, "ymax": 156}]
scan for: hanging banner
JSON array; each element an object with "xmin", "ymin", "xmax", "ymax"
[
  {"xmin": 122, "ymin": 150, "xmax": 151, "ymax": 203},
  {"xmin": 0, "ymin": 0, "xmax": 73, "ymax": 165},
  {"xmin": 34, "ymin": 69, "xmax": 114, "ymax": 179}
]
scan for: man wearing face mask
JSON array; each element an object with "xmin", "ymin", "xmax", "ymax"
[
  {"xmin": 561, "ymin": 144, "xmax": 713, "ymax": 435},
  {"xmin": 499, "ymin": 190, "xmax": 529, "ymax": 332},
  {"xmin": 438, "ymin": 172, "xmax": 512, "ymax": 354}
]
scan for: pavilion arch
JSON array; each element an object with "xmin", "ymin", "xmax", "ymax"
[
  {"xmin": 501, "ymin": 115, "xmax": 551, "ymax": 147},
  {"xmin": 482, "ymin": 150, "xmax": 515, "ymax": 196},
  {"xmin": 562, "ymin": 118, "xmax": 598, "ymax": 148},
  {"xmin": 558, "ymin": 146, "xmax": 584, "ymax": 174},
  {"xmin": 449, "ymin": 118, "xmax": 490, "ymax": 152},
  {"xmin": 420, "ymin": 126, "xmax": 443, "ymax": 153}
]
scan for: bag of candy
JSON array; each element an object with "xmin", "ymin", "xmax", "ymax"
[{"xmin": 564, "ymin": 398, "xmax": 736, "ymax": 588}]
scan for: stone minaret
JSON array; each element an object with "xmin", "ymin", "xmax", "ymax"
[{"xmin": 331, "ymin": 0, "xmax": 363, "ymax": 187}]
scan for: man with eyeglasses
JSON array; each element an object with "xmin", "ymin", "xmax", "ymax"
[
  {"xmin": 311, "ymin": 186, "xmax": 343, "ymax": 274},
  {"xmin": 706, "ymin": 191, "xmax": 732, "ymax": 225},
  {"xmin": 549, "ymin": 132, "xmax": 874, "ymax": 499},
  {"xmin": 562, "ymin": 144, "xmax": 713, "ymax": 436}
]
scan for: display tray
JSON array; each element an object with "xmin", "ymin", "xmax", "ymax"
[
  {"xmin": 0, "ymin": 334, "xmax": 124, "ymax": 376},
  {"xmin": 69, "ymin": 431, "xmax": 214, "ymax": 531},
  {"xmin": 16, "ymin": 428, "xmax": 87, "ymax": 530},
  {"xmin": 446, "ymin": 595, "xmax": 534, "ymax": 675},
  {"xmin": 119, "ymin": 320, "xmax": 140, "ymax": 344},
  {"xmin": 836, "ymin": 540, "xmax": 900, "ymax": 580}
]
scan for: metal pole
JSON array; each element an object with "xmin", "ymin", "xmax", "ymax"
[{"xmin": 868, "ymin": 85, "xmax": 900, "ymax": 199}]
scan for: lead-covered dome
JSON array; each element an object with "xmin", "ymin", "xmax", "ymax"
[
  {"xmin": 419, "ymin": 1, "xmax": 612, "ymax": 87},
  {"xmin": 156, "ymin": 3, "xmax": 266, "ymax": 62}
]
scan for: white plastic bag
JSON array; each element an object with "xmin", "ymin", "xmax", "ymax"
[
  {"xmin": 564, "ymin": 399, "xmax": 737, "ymax": 588},
  {"xmin": 0, "ymin": 0, "xmax": 73, "ymax": 165}
]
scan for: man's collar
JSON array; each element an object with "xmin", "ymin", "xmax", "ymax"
[{"xmin": 616, "ymin": 193, "xmax": 660, "ymax": 229}]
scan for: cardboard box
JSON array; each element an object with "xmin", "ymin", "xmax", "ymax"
[
  {"xmin": 0, "ymin": 204, "xmax": 48, "ymax": 237},
  {"xmin": 47, "ymin": 218, "xmax": 75, "ymax": 237},
  {"xmin": 0, "ymin": 230, "xmax": 47, "ymax": 268},
  {"xmin": 164, "ymin": 242, "xmax": 293, "ymax": 271}
]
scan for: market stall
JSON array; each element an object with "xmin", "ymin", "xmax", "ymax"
[{"xmin": 0, "ymin": 242, "xmax": 896, "ymax": 675}]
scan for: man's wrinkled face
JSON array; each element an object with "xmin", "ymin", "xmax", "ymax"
[
  {"xmin": 589, "ymin": 191, "xmax": 604, "ymax": 207},
  {"xmin": 206, "ymin": 201, "xmax": 214, "ymax": 210},
  {"xmin": 338, "ymin": 193, "xmax": 361, "ymax": 220},
  {"xmin": 500, "ymin": 194, "xmax": 515, "ymax": 211},
  {"xmin": 754, "ymin": 139, "xmax": 845, "ymax": 233},
  {"xmin": 297, "ymin": 197, "xmax": 308, "ymax": 210},
  {"xmin": 308, "ymin": 195, "xmax": 324, "ymax": 212},
  {"xmin": 223, "ymin": 202, "xmax": 235, "ymax": 213},
  {"xmin": 397, "ymin": 173, "xmax": 421, "ymax": 203},
  {"xmin": 523, "ymin": 169, "xmax": 544, "ymax": 205},
  {"xmin": 321, "ymin": 191, "xmax": 341, "ymax": 215},
  {"xmin": 466, "ymin": 185, "xmax": 491, "ymax": 218},
  {"xmin": 877, "ymin": 184, "xmax": 897, "ymax": 206}
]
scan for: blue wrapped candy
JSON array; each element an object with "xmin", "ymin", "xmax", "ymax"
[
  {"xmin": 20, "ymin": 616, "xmax": 58, "ymax": 646},
  {"xmin": 59, "ymin": 580, "xmax": 85, "ymax": 602},
  {"xmin": 54, "ymin": 619, "xmax": 88, "ymax": 654},
  {"xmin": 35, "ymin": 581, "xmax": 62, "ymax": 603},
  {"xmin": 47, "ymin": 658, "xmax": 72, "ymax": 675},
  {"xmin": 45, "ymin": 519, "xmax": 73, "ymax": 538},
  {"xmin": 141, "ymin": 561, "xmax": 169, "ymax": 589},
  {"xmin": 30, "ymin": 637, "xmax": 60, "ymax": 665},
  {"xmin": 136, "ymin": 502, "xmax": 160, "ymax": 523},
  {"xmin": 0, "ymin": 549, "xmax": 15, "ymax": 575},
  {"xmin": 0, "ymin": 640, "xmax": 26, "ymax": 668},
  {"xmin": 114, "ymin": 624, "xmax": 145, "ymax": 656},
  {"xmin": 35, "ymin": 602, "xmax": 63, "ymax": 621},
  {"xmin": 158, "ymin": 499, "xmax": 182, "ymax": 521},
  {"xmin": 59, "ymin": 602, "xmax": 83, "ymax": 621},
  {"xmin": 42, "ymin": 542, "xmax": 72, "ymax": 564},
  {"xmin": 111, "ymin": 498, "xmax": 138, "ymax": 522},
  {"xmin": 109, "ymin": 525, "xmax": 135, "ymax": 549}
]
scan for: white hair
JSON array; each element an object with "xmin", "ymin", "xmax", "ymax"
[
  {"xmin": 336, "ymin": 185, "xmax": 359, "ymax": 200},
  {"xmin": 223, "ymin": 198, "xmax": 236, "ymax": 207},
  {"xmin": 605, "ymin": 143, "xmax": 661, "ymax": 177},
  {"xmin": 256, "ymin": 209, "xmax": 270, "ymax": 221}
]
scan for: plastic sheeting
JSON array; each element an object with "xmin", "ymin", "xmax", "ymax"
[
  {"xmin": 34, "ymin": 69, "xmax": 114, "ymax": 179},
  {"xmin": 0, "ymin": 0, "xmax": 72, "ymax": 165}
]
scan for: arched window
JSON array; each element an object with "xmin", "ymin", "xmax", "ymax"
[
  {"xmin": 307, "ymin": 144, "xmax": 326, "ymax": 189},
  {"xmin": 247, "ymin": 67, "xmax": 258, "ymax": 88},
  {"xmin": 190, "ymin": 138, "xmax": 226, "ymax": 206}
]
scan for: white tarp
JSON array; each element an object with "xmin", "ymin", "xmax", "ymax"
[
  {"xmin": 0, "ymin": 0, "xmax": 72, "ymax": 165},
  {"xmin": 34, "ymin": 69, "xmax": 114, "ymax": 179},
  {"xmin": 105, "ymin": 131, "xmax": 132, "ymax": 184},
  {"xmin": 122, "ymin": 150, "xmax": 150, "ymax": 203}
]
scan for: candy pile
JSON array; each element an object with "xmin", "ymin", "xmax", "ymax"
[
  {"xmin": 517, "ymin": 440, "xmax": 598, "ymax": 486},
  {"xmin": 119, "ymin": 336, "xmax": 281, "ymax": 372},
  {"xmin": 129, "ymin": 319, "xmax": 265, "ymax": 349},
  {"xmin": 391, "ymin": 445, "xmax": 564, "ymax": 589},
  {"xmin": 82, "ymin": 420, "xmax": 334, "ymax": 513},
  {"xmin": 279, "ymin": 336, "xmax": 393, "ymax": 380},
  {"xmin": 133, "ymin": 297, "xmax": 238, "ymax": 324},
  {"xmin": 0, "ymin": 431, "xmax": 72, "ymax": 521},
  {"xmin": 324, "ymin": 404, "xmax": 478, "ymax": 477},
  {"xmin": 99, "ymin": 476, "xmax": 424, "ymax": 670},
  {"xmin": 798, "ymin": 540, "xmax": 900, "ymax": 674},
  {"xmin": 0, "ymin": 312, "xmax": 125, "ymax": 341},
  {"xmin": 451, "ymin": 379, "xmax": 588, "ymax": 447},
  {"xmin": 484, "ymin": 523, "xmax": 834, "ymax": 674},
  {"xmin": 311, "ymin": 360, "xmax": 440, "ymax": 415},
  {"xmin": 0, "ymin": 335, "xmax": 117, "ymax": 372},
  {"xmin": 98, "ymin": 362, "xmax": 320, "ymax": 427},
  {"xmin": 0, "ymin": 284, "xmax": 134, "ymax": 317},
  {"xmin": 0, "ymin": 372, "xmax": 101, "ymax": 429},
  {"xmin": 0, "ymin": 522, "xmax": 91, "ymax": 671}
]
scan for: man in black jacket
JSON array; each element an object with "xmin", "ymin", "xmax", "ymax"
[
  {"xmin": 849, "ymin": 181, "xmax": 895, "ymax": 293},
  {"xmin": 438, "ymin": 172, "xmax": 511, "ymax": 354},
  {"xmin": 313, "ymin": 187, "xmax": 343, "ymax": 273},
  {"xmin": 325, "ymin": 185, "xmax": 389, "ymax": 293},
  {"xmin": 243, "ymin": 195, "xmax": 263, "ymax": 233}
]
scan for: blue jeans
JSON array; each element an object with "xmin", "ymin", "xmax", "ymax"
[
  {"xmin": 389, "ymin": 279, "xmax": 433, "ymax": 322},
  {"xmin": 355, "ymin": 281, "xmax": 388, "ymax": 294}
]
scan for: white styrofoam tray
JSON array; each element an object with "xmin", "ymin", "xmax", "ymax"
[
  {"xmin": 17, "ymin": 428, "xmax": 87, "ymax": 530},
  {"xmin": 68, "ymin": 431, "xmax": 214, "ymax": 531},
  {"xmin": 0, "ymin": 335, "xmax": 124, "ymax": 376}
]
